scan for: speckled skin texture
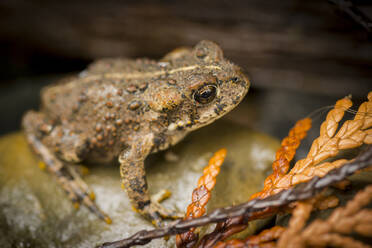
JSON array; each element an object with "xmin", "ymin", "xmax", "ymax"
[{"xmin": 22, "ymin": 40, "xmax": 250, "ymax": 223}]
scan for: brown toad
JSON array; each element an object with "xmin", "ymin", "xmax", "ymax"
[{"xmin": 22, "ymin": 40, "xmax": 250, "ymax": 224}]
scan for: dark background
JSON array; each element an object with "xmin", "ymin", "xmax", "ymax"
[{"xmin": 0, "ymin": 0, "xmax": 371, "ymax": 140}]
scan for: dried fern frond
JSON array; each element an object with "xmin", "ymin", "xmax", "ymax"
[
  {"xmin": 266, "ymin": 92, "xmax": 372, "ymax": 195},
  {"xmin": 278, "ymin": 184, "xmax": 372, "ymax": 248},
  {"xmin": 176, "ymin": 148, "xmax": 226, "ymax": 248},
  {"xmin": 214, "ymin": 226, "xmax": 285, "ymax": 248},
  {"xmin": 204, "ymin": 92, "xmax": 372, "ymax": 246},
  {"xmin": 250, "ymin": 118, "xmax": 312, "ymax": 199}
]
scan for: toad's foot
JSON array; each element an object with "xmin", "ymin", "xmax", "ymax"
[
  {"xmin": 74, "ymin": 165, "xmax": 90, "ymax": 177},
  {"xmin": 151, "ymin": 189, "xmax": 172, "ymax": 203},
  {"xmin": 140, "ymin": 201, "xmax": 183, "ymax": 227},
  {"xmin": 27, "ymin": 133, "xmax": 112, "ymax": 224}
]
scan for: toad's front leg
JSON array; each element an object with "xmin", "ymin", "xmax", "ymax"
[{"xmin": 119, "ymin": 134, "xmax": 180, "ymax": 225}]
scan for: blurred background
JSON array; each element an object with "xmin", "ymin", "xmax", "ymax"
[{"xmin": 0, "ymin": 0, "xmax": 371, "ymax": 140}]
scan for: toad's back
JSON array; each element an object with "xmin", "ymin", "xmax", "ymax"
[{"xmin": 40, "ymin": 58, "xmax": 166, "ymax": 123}]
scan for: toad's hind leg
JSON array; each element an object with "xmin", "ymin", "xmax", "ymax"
[{"xmin": 22, "ymin": 111, "xmax": 111, "ymax": 224}]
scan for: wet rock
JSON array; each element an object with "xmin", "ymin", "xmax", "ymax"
[{"xmin": 0, "ymin": 120, "xmax": 279, "ymax": 248}]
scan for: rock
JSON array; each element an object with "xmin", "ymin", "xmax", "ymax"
[{"xmin": 0, "ymin": 120, "xmax": 279, "ymax": 248}]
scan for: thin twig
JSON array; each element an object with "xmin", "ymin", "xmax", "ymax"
[{"xmin": 328, "ymin": 0, "xmax": 372, "ymax": 33}]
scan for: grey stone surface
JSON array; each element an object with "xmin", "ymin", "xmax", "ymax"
[{"xmin": 0, "ymin": 120, "xmax": 279, "ymax": 248}]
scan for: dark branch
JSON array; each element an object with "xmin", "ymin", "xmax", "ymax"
[
  {"xmin": 97, "ymin": 145, "xmax": 372, "ymax": 248},
  {"xmin": 328, "ymin": 0, "xmax": 372, "ymax": 33}
]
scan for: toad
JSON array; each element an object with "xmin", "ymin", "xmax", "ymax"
[{"xmin": 22, "ymin": 40, "xmax": 250, "ymax": 224}]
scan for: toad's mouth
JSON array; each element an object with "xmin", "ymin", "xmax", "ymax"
[
  {"xmin": 167, "ymin": 91, "xmax": 248, "ymax": 133},
  {"xmin": 189, "ymin": 89, "xmax": 249, "ymax": 131}
]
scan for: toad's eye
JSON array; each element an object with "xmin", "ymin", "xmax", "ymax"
[{"xmin": 194, "ymin": 84, "xmax": 217, "ymax": 104}]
